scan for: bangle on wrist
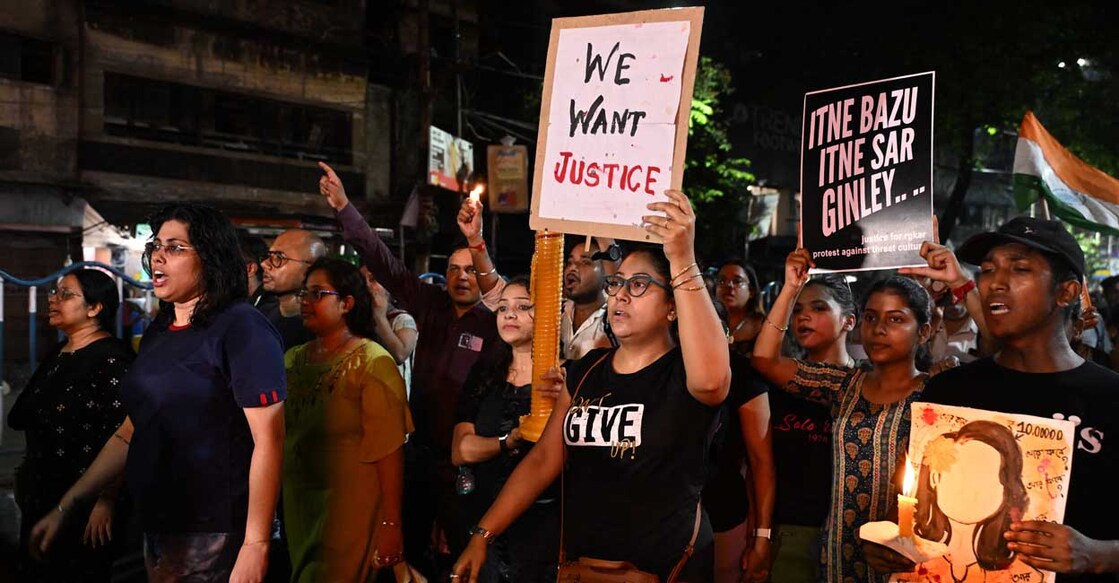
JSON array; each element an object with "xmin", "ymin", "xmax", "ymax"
[
  {"xmin": 243, "ymin": 539, "xmax": 270, "ymax": 546},
  {"xmin": 670, "ymin": 262, "xmax": 699, "ymax": 283},
  {"xmin": 476, "ymin": 267, "xmax": 497, "ymax": 278},
  {"xmin": 672, "ymin": 273, "xmax": 703, "ymax": 289},
  {"xmin": 469, "ymin": 525, "xmax": 498, "ymax": 544},
  {"xmin": 764, "ymin": 318, "xmax": 789, "ymax": 333},
  {"xmin": 468, "ymin": 240, "xmax": 486, "ymax": 252},
  {"xmin": 380, "ymin": 520, "xmax": 400, "ymax": 528},
  {"xmin": 754, "ymin": 528, "xmax": 772, "ymax": 540}
]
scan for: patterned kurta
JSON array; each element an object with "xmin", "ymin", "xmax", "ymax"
[{"xmin": 786, "ymin": 360, "xmax": 926, "ymax": 583}]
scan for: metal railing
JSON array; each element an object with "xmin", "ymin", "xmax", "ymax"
[{"xmin": 0, "ymin": 262, "xmax": 153, "ymax": 379}]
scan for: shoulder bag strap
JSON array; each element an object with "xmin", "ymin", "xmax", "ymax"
[
  {"xmin": 665, "ymin": 499, "xmax": 703, "ymax": 583},
  {"xmin": 559, "ymin": 350, "xmax": 613, "ymax": 565}
]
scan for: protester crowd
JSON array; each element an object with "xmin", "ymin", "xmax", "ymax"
[{"xmin": 6, "ymin": 163, "xmax": 1118, "ymax": 583}]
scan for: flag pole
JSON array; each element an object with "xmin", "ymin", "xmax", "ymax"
[{"xmin": 1038, "ymin": 195, "xmax": 1052, "ymax": 220}]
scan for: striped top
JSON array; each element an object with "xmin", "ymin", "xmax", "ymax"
[{"xmin": 786, "ymin": 360, "xmax": 926, "ymax": 583}]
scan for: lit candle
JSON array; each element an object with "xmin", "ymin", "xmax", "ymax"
[
  {"xmin": 898, "ymin": 460, "xmax": 917, "ymax": 538},
  {"xmin": 469, "ymin": 184, "xmax": 485, "ymax": 205}
]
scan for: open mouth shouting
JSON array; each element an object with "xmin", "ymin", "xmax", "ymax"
[
  {"xmin": 988, "ymin": 302, "xmax": 1010, "ymax": 315},
  {"xmin": 152, "ymin": 270, "xmax": 169, "ymax": 287}
]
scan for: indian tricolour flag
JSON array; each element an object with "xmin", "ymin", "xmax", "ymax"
[{"xmin": 1014, "ymin": 111, "xmax": 1119, "ymax": 235}]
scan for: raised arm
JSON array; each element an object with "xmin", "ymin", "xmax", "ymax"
[
  {"xmin": 318, "ymin": 162, "xmax": 426, "ymax": 311},
  {"xmin": 896, "ymin": 239, "xmax": 992, "ymax": 355},
  {"xmin": 371, "ymin": 289, "xmax": 418, "ymax": 364},
  {"xmin": 752, "ymin": 249, "xmax": 813, "ymax": 388},
  {"xmin": 643, "ymin": 189, "xmax": 730, "ymax": 405},
  {"xmin": 457, "ymin": 197, "xmax": 505, "ymax": 302}
]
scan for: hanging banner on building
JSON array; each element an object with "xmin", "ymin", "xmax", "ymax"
[
  {"xmin": 487, "ymin": 144, "xmax": 530, "ymax": 213},
  {"xmin": 889, "ymin": 403, "xmax": 1074, "ymax": 583},
  {"xmin": 800, "ymin": 72, "xmax": 935, "ymax": 272},
  {"xmin": 429, "ymin": 125, "xmax": 474, "ymax": 192},
  {"xmin": 530, "ymin": 7, "xmax": 704, "ymax": 243}
]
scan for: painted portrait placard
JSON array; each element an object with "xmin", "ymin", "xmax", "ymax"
[{"xmin": 892, "ymin": 403, "xmax": 1075, "ymax": 583}]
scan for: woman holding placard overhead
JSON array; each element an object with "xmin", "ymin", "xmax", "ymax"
[
  {"xmin": 752, "ymin": 249, "xmax": 934, "ymax": 583},
  {"xmin": 451, "ymin": 189, "xmax": 730, "ymax": 582}
]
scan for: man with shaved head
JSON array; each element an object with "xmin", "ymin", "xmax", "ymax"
[{"xmin": 261, "ymin": 228, "xmax": 327, "ymax": 349}]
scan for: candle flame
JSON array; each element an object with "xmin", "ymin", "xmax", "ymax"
[
  {"xmin": 469, "ymin": 184, "xmax": 485, "ymax": 203},
  {"xmin": 902, "ymin": 459, "xmax": 917, "ymax": 496}
]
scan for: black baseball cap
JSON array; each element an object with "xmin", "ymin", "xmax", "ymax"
[{"xmin": 957, "ymin": 216, "xmax": 1086, "ymax": 280}]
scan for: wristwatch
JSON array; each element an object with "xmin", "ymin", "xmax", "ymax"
[
  {"xmin": 591, "ymin": 243, "xmax": 623, "ymax": 262},
  {"xmin": 498, "ymin": 433, "xmax": 519, "ymax": 456},
  {"xmin": 754, "ymin": 528, "xmax": 772, "ymax": 540}
]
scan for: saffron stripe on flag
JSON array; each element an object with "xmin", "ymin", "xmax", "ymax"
[{"xmin": 1013, "ymin": 112, "xmax": 1119, "ymax": 236}]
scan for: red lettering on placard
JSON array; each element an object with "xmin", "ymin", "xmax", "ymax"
[{"xmin": 553, "ymin": 152, "xmax": 661, "ymax": 195}]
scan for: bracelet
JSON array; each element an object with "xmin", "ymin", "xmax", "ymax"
[
  {"xmin": 476, "ymin": 267, "xmax": 498, "ymax": 278},
  {"xmin": 670, "ymin": 262, "xmax": 699, "ymax": 283},
  {"xmin": 950, "ymin": 279, "xmax": 976, "ymax": 305},
  {"xmin": 243, "ymin": 539, "xmax": 270, "ymax": 546},
  {"xmin": 764, "ymin": 318, "xmax": 789, "ymax": 333},
  {"xmin": 673, "ymin": 284, "xmax": 706, "ymax": 292},
  {"xmin": 468, "ymin": 240, "xmax": 487, "ymax": 252},
  {"xmin": 380, "ymin": 520, "xmax": 400, "ymax": 528},
  {"xmin": 468, "ymin": 525, "xmax": 498, "ymax": 544},
  {"xmin": 57, "ymin": 503, "xmax": 66, "ymax": 514},
  {"xmin": 672, "ymin": 273, "xmax": 703, "ymax": 289}
]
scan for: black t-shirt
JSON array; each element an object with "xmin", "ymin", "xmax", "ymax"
[
  {"xmin": 920, "ymin": 357, "xmax": 1119, "ymax": 583},
  {"xmin": 122, "ymin": 303, "xmax": 287, "ymax": 533},
  {"xmin": 769, "ymin": 388, "xmax": 833, "ymax": 527},
  {"xmin": 562, "ymin": 348, "xmax": 720, "ymax": 579},
  {"xmin": 703, "ymin": 354, "xmax": 769, "ymax": 532},
  {"xmin": 455, "ymin": 368, "xmax": 559, "ymax": 524},
  {"xmin": 257, "ymin": 294, "xmax": 314, "ymax": 351}
]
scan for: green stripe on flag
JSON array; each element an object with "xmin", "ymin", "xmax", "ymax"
[{"xmin": 1013, "ymin": 174, "xmax": 1119, "ymax": 236}]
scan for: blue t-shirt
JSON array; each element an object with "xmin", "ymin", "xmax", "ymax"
[{"xmin": 121, "ymin": 302, "xmax": 286, "ymax": 534}]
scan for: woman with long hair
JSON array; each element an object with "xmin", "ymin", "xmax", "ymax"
[
  {"xmin": 30, "ymin": 202, "xmax": 286, "ymax": 582},
  {"xmin": 282, "ymin": 257, "xmax": 412, "ymax": 582},
  {"xmin": 451, "ymin": 189, "xmax": 730, "ymax": 581},
  {"xmin": 451, "ymin": 276, "xmax": 561, "ymax": 582},
  {"xmin": 765, "ymin": 274, "xmax": 861, "ymax": 582},
  {"xmin": 715, "ymin": 260, "xmax": 766, "ymax": 356},
  {"xmin": 753, "ymin": 249, "xmax": 933, "ymax": 583},
  {"xmin": 8, "ymin": 269, "xmax": 135, "ymax": 582}
]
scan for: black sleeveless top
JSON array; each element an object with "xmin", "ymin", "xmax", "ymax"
[{"xmin": 562, "ymin": 347, "xmax": 719, "ymax": 578}]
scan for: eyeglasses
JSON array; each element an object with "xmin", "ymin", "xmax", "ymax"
[
  {"xmin": 717, "ymin": 277, "xmax": 749, "ymax": 288},
  {"xmin": 296, "ymin": 288, "xmax": 344, "ymax": 303},
  {"xmin": 142, "ymin": 241, "xmax": 195, "ymax": 275},
  {"xmin": 264, "ymin": 251, "xmax": 314, "ymax": 269},
  {"xmin": 48, "ymin": 287, "xmax": 83, "ymax": 301},
  {"xmin": 603, "ymin": 274, "xmax": 672, "ymax": 298}
]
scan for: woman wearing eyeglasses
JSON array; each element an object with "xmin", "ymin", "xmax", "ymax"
[
  {"xmin": 282, "ymin": 257, "xmax": 412, "ymax": 582},
  {"xmin": 451, "ymin": 276, "xmax": 563, "ymax": 582},
  {"xmin": 715, "ymin": 260, "xmax": 766, "ymax": 356},
  {"xmin": 8, "ymin": 269, "xmax": 135, "ymax": 582},
  {"xmin": 30, "ymin": 202, "xmax": 287, "ymax": 583},
  {"xmin": 453, "ymin": 190, "xmax": 730, "ymax": 582}
]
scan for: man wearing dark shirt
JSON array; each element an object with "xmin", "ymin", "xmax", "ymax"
[
  {"xmin": 260, "ymin": 229, "xmax": 324, "ymax": 350},
  {"xmin": 318, "ymin": 162, "xmax": 499, "ymax": 577},
  {"xmin": 870, "ymin": 217, "xmax": 1119, "ymax": 582}
]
